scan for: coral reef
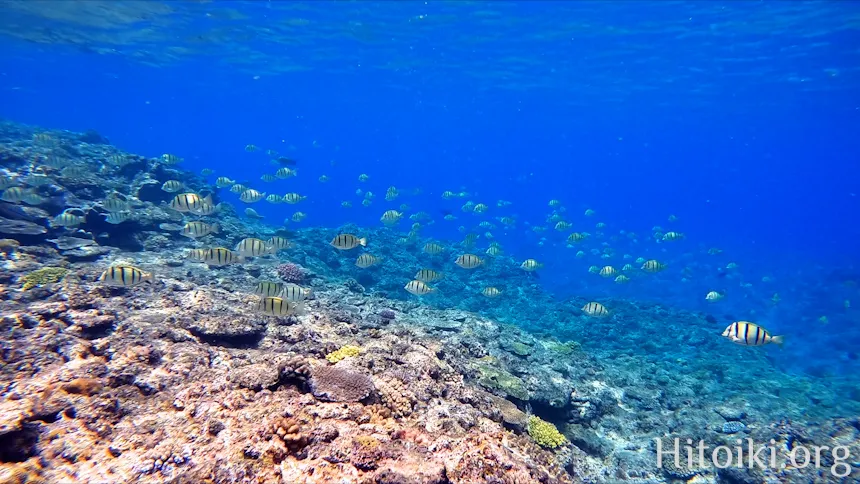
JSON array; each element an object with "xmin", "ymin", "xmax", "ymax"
[
  {"xmin": 276, "ymin": 262, "xmax": 308, "ymax": 283},
  {"xmin": 0, "ymin": 121, "xmax": 857, "ymax": 483}
]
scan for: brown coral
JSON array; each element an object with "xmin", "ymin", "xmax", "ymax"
[
  {"xmin": 374, "ymin": 375, "xmax": 415, "ymax": 418},
  {"xmin": 270, "ymin": 416, "xmax": 308, "ymax": 452},
  {"xmin": 308, "ymin": 365, "xmax": 374, "ymax": 402}
]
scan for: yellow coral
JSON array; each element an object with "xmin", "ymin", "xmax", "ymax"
[
  {"xmin": 325, "ymin": 345, "xmax": 361, "ymax": 363},
  {"xmin": 21, "ymin": 267, "xmax": 68, "ymax": 290},
  {"xmin": 527, "ymin": 415, "xmax": 566, "ymax": 449}
]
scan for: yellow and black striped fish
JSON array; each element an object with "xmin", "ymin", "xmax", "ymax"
[
  {"xmin": 423, "ymin": 242, "xmax": 444, "ymax": 255},
  {"xmin": 380, "ymin": 210, "xmax": 403, "ymax": 225},
  {"xmin": 481, "ymin": 287, "xmax": 501, "ymax": 298},
  {"xmin": 283, "ymin": 193, "xmax": 305, "ymax": 204},
  {"xmin": 201, "ymin": 247, "xmax": 242, "ymax": 266},
  {"xmin": 599, "ymin": 266, "xmax": 617, "ymax": 278},
  {"xmin": 239, "ymin": 189, "xmax": 265, "ymax": 203},
  {"xmin": 102, "ymin": 196, "xmax": 130, "ymax": 213},
  {"xmin": 257, "ymin": 297, "xmax": 299, "ymax": 316},
  {"xmin": 169, "ymin": 193, "xmax": 211, "ymax": 213},
  {"xmin": 104, "ymin": 212, "xmax": 132, "ymax": 224},
  {"xmin": 330, "ymin": 234, "xmax": 366, "ymax": 250},
  {"xmin": 187, "ymin": 248, "xmax": 208, "ymax": 261},
  {"xmin": 280, "ymin": 283, "xmax": 310, "ymax": 302},
  {"xmin": 582, "ymin": 302, "xmax": 610, "ymax": 317},
  {"xmin": 235, "ymin": 238, "xmax": 273, "ymax": 257},
  {"xmin": 254, "ymin": 281, "xmax": 284, "ymax": 297},
  {"xmin": 181, "ymin": 221, "xmax": 219, "ymax": 238},
  {"xmin": 405, "ymin": 280, "xmax": 434, "ymax": 295},
  {"xmin": 161, "ymin": 180, "xmax": 184, "ymax": 193},
  {"xmin": 455, "ymin": 254, "xmax": 483, "ymax": 269},
  {"xmin": 51, "ymin": 211, "xmax": 85, "ymax": 228},
  {"xmin": 521, "ymin": 259, "xmax": 542, "ymax": 271},
  {"xmin": 267, "ymin": 236, "xmax": 292, "ymax": 251},
  {"xmin": 641, "ymin": 260, "xmax": 666, "ymax": 273},
  {"xmin": 721, "ymin": 321, "xmax": 784, "ymax": 347},
  {"xmin": 99, "ymin": 265, "xmax": 154, "ymax": 287},
  {"xmin": 355, "ymin": 253, "xmax": 379, "ymax": 268},
  {"xmin": 215, "ymin": 177, "xmax": 235, "ymax": 188},
  {"xmin": 161, "ymin": 153, "xmax": 182, "ymax": 164},
  {"xmin": 415, "ymin": 268, "xmax": 442, "ymax": 283}
]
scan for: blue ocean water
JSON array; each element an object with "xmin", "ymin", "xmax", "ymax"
[{"xmin": 1, "ymin": 1, "xmax": 858, "ymax": 378}]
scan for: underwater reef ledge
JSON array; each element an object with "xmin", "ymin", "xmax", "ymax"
[{"xmin": 0, "ymin": 121, "xmax": 858, "ymax": 483}]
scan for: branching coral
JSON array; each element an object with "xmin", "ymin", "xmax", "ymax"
[
  {"xmin": 20, "ymin": 267, "xmax": 68, "ymax": 290},
  {"xmin": 527, "ymin": 415, "xmax": 566, "ymax": 449},
  {"xmin": 325, "ymin": 345, "xmax": 361, "ymax": 363}
]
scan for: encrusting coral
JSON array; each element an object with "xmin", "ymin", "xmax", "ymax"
[
  {"xmin": 325, "ymin": 344, "xmax": 361, "ymax": 363},
  {"xmin": 527, "ymin": 415, "xmax": 567, "ymax": 449},
  {"xmin": 20, "ymin": 267, "xmax": 68, "ymax": 290}
]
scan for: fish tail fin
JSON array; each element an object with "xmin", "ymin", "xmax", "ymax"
[
  {"xmin": 212, "ymin": 223, "xmax": 220, "ymax": 234},
  {"xmin": 202, "ymin": 194, "xmax": 213, "ymax": 205},
  {"xmin": 359, "ymin": 237, "xmax": 367, "ymax": 247},
  {"xmin": 771, "ymin": 335, "xmax": 785, "ymax": 348}
]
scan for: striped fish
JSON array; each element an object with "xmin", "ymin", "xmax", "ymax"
[
  {"xmin": 641, "ymin": 260, "xmax": 666, "ymax": 273},
  {"xmin": 355, "ymin": 253, "xmax": 379, "ymax": 268},
  {"xmin": 582, "ymin": 302, "xmax": 610, "ymax": 318},
  {"xmin": 169, "ymin": 193, "xmax": 211, "ymax": 213},
  {"xmin": 187, "ymin": 248, "xmax": 208, "ymax": 261},
  {"xmin": 405, "ymin": 280, "xmax": 434, "ymax": 296},
  {"xmin": 599, "ymin": 266, "xmax": 617, "ymax": 278},
  {"xmin": 102, "ymin": 196, "xmax": 130, "ymax": 213},
  {"xmin": 283, "ymin": 193, "xmax": 305, "ymax": 204},
  {"xmin": 99, "ymin": 265, "xmax": 154, "ymax": 287},
  {"xmin": 51, "ymin": 211, "xmax": 85, "ymax": 228},
  {"xmin": 330, "ymin": 234, "xmax": 366, "ymax": 250},
  {"xmin": 230, "ymin": 184, "xmax": 247, "ymax": 194},
  {"xmin": 215, "ymin": 177, "xmax": 235, "ymax": 188},
  {"xmin": 260, "ymin": 174, "xmax": 277, "ymax": 182},
  {"xmin": 161, "ymin": 180, "xmax": 184, "ymax": 193},
  {"xmin": 202, "ymin": 247, "xmax": 242, "ymax": 266},
  {"xmin": 521, "ymin": 259, "xmax": 543, "ymax": 272},
  {"xmin": 722, "ymin": 322, "xmax": 784, "ymax": 347},
  {"xmin": 455, "ymin": 254, "xmax": 483, "ymax": 269},
  {"xmin": 267, "ymin": 236, "xmax": 292, "ymax": 251},
  {"xmin": 235, "ymin": 238, "xmax": 273, "ymax": 257},
  {"xmin": 423, "ymin": 243, "xmax": 444, "ymax": 255},
  {"xmin": 415, "ymin": 268, "xmax": 442, "ymax": 283},
  {"xmin": 280, "ymin": 283, "xmax": 310, "ymax": 302},
  {"xmin": 239, "ymin": 189, "xmax": 265, "ymax": 203},
  {"xmin": 254, "ymin": 281, "xmax": 284, "ymax": 297},
  {"xmin": 482, "ymin": 287, "xmax": 501, "ymax": 298},
  {"xmin": 192, "ymin": 201, "xmax": 218, "ymax": 216},
  {"xmin": 257, "ymin": 297, "xmax": 299, "ymax": 316},
  {"xmin": 181, "ymin": 222, "xmax": 219, "ymax": 238},
  {"xmin": 161, "ymin": 153, "xmax": 182, "ymax": 164},
  {"xmin": 380, "ymin": 210, "xmax": 402, "ymax": 225},
  {"xmin": 1, "ymin": 187, "xmax": 30, "ymax": 203}
]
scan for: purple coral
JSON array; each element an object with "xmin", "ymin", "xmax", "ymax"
[
  {"xmin": 276, "ymin": 262, "xmax": 308, "ymax": 283},
  {"xmin": 309, "ymin": 366, "xmax": 374, "ymax": 402},
  {"xmin": 379, "ymin": 309, "xmax": 396, "ymax": 321}
]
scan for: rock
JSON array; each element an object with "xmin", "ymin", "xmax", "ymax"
[
  {"xmin": 228, "ymin": 364, "xmax": 279, "ymax": 391},
  {"xmin": 182, "ymin": 315, "xmax": 267, "ymax": 347},
  {"xmin": 714, "ymin": 405, "xmax": 747, "ymax": 421}
]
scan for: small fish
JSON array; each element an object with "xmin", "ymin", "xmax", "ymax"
[
  {"xmin": 291, "ymin": 212, "xmax": 306, "ymax": 222},
  {"xmin": 159, "ymin": 223, "xmax": 184, "ymax": 231},
  {"xmin": 200, "ymin": 168, "xmax": 215, "ymax": 176},
  {"xmin": 181, "ymin": 221, "xmax": 220, "ymax": 238},
  {"xmin": 273, "ymin": 157, "xmax": 297, "ymax": 166},
  {"xmin": 235, "ymin": 238, "xmax": 274, "ymax": 257},
  {"xmin": 267, "ymin": 236, "xmax": 292, "ymax": 251},
  {"xmin": 51, "ymin": 211, "xmax": 85, "ymax": 228},
  {"xmin": 721, "ymin": 321, "xmax": 783, "ymax": 347},
  {"xmin": 265, "ymin": 194, "xmax": 283, "ymax": 204},
  {"xmin": 107, "ymin": 154, "xmax": 129, "ymax": 166},
  {"xmin": 358, "ymin": 173, "xmax": 369, "ymax": 182},
  {"xmin": 187, "ymin": 248, "xmax": 208, "ymax": 261},
  {"xmin": 705, "ymin": 291, "xmax": 724, "ymax": 302},
  {"xmin": 245, "ymin": 144, "xmax": 258, "ymax": 152},
  {"xmin": 0, "ymin": 187, "xmax": 30, "ymax": 203},
  {"xmin": 104, "ymin": 212, "xmax": 132, "ymax": 224},
  {"xmin": 215, "ymin": 177, "xmax": 235, "ymax": 188},
  {"xmin": 161, "ymin": 180, "xmax": 184, "ymax": 193},
  {"xmin": 254, "ymin": 281, "xmax": 284, "ymax": 297},
  {"xmin": 554, "ymin": 221, "xmax": 572, "ymax": 231},
  {"xmin": 330, "ymin": 234, "xmax": 366, "ymax": 250},
  {"xmin": 663, "ymin": 231, "xmax": 684, "ymax": 241},
  {"xmin": 280, "ymin": 283, "xmax": 310, "ymax": 302},
  {"xmin": 275, "ymin": 167, "xmax": 297, "ymax": 179},
  {"xmin": 192, "ymin": 201, "xmax": 218, "ymax": 216},
  {"xmin": 641, "ymin": 260, "xmax": 666, "ymax": 273},
  {"xmin": 380, "ymin": 210, "xmax": 403, "ymax": 225},
  {"xmin": 415, "ymin": 268, "xmax": 442, "ymax": 282},
  {"xmin": 161, "ymin": 153, "xmax": 182, "ymax": 164},
  {"xmin": 582, "ymin": 302, "xmax": 609, "ymax": 317},
  {"xmin": 99, "ymin": 265, "xmax": 154, "ymax": 287},
  {"xmin": 599, "ymin": 266, "xmax": 617, "ymax": 278},
  {"xmin": 614, "ymin": 275, "xmax": 630, "ymax": 284},
  {"xmin": 584, "ymin": 209, "xmax": 595, "ymax": 216},
  {"xmin": 442, "ymin": 191, "xmax": 455, "ymax": 199},
  {"xmin": 362, "ymin": 199, "xmax": 372, "ymax": 207},
  {"xmin": 169, "ymin": 193, "xmax": 211, "ymax": 213},
  {"xmin": 200, "ymin": 247, "xmax": 243, "ymax": 266},
  {"xmin": 257, "ymin": 297, "xmax": 300, "ymax": 316},
  {"xmin": 260, "ymin": 174, "xmax": 277, "ymax": 182},
  {"xmin": 355, "ymin": 253, "xmax": 379, "ymax": 268},
  {"xmin": 245, "ymin": 208, "xmax": 265, "ymax": 219},
  {"xmin": 473, "ymin": 203, "xmax": 488, "ymax": 213},
  {"xmin": 455, "ymin": 254, "xmax": 484, "ymax": 269},
  {"xmin": 405, "ymin": 279, "xmax": 434, "ymax": 295},
  {"xmin": 318, "ymin": 175, "xmax": 329, "ymax": 183},
  {"xmin": 103, "ymin": 196, "xmax": 130, "ymax": 213},
  {"xmin": 283, "ymin": 193, "xmax": 305, "ymax": 204},
  {"xmin": 240, "ymin": 189, "xmax": 265, "ymax": 203},
  {"xmin": 521, "ymin": 259, "xmax": 543, "ymax": 271},
  {"xmin": 481, "ymin": 287, "xmax": 501, "ymax": 298},
  {"xmin": 423, "ymin": 242, "xmax": 444, "ymax": 255},
  {"xmin": 230, "ymin": 184, "xmax": 247, "ymax": 194},
  {"xmin": 0, "ymin": 175, "xmax": 17, "ymax": 190},
  {"xmin": 341, "ymin": 201, "xmax": 352, "ymax": 208}
]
